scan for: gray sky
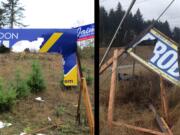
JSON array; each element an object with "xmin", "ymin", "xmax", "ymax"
[
  {"xmin": 100, "ymin": 0, "xmax": 180, "ymax": 29},
  {"xmin": 20, "ymin": 0, "xmax": 94, "ymax": 28}
]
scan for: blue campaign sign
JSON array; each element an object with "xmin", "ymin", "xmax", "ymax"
[
  {"xmin": 0, "ymin": 29, "xmax": 78, "ymax": 86},
  {"xmin": 149, "ymin": 36, "xmax": 179, "ymax": 81},
  {"xmin": 127, "ymin": 28, "xmax": 180, "ymax": 87},
  {"xmin": 76, "ymin": 23, "xmax": 94, "ymax": 41}
]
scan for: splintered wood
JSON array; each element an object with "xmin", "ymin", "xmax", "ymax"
[{"xmin": 99, "ymin": 48, "xmax": 125, "ymax": 74}]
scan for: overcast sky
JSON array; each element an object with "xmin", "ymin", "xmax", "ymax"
[
  {"xmin": 20, "ymin": 0, "xmax": 94, "ymax": 28},
  {"xmin": 100, "ymin": 0, "xmax": 180, "ymax": 29}
]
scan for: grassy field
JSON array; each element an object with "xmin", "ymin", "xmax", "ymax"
[
  {"xmin": 100, "ymin": 47, "xmax": 180, "ymax": 135},
  {"xmin": 0, "ymin": 50, "xmax": 94, "ymax": 135}
]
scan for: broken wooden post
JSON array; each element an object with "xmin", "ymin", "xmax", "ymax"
[
  {"xmin": 82, "ymin": 77, "xmax": 94, "ymax": 135},
  {"xmin": 107, "ymin": 49, "xmax": 118, "ymax": 134},
  {"xmin": 160, "ymin": 77, "xmax": 169, "ymax": 125},
  {"xmin": 112, "ymin": 121, "xmax": 165, "ymax": 135},
  {"xmin": 99, "ymin": 48, "xmax": 125, "ymax": 74}
]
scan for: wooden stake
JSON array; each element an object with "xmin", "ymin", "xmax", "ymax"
[
  {"xmin": 107, "ymin": 49, "xmax": 118, "ymax": 134},
  {"xmin": 160, "ymin": 77, "xmax": 169, "ymax": 125}
]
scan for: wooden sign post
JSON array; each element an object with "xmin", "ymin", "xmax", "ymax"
[
  {"xmin": 107, "ymin": 49, "xmax": 118, "ymax": 134},
  {"xmin": 76, "ymin": 54, "xmax": 94, "ymax": 135}
]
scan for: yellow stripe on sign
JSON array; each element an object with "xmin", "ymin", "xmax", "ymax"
[{"xmin": 39, "ymin": 32, "xmax": 63, "ymax": 53}]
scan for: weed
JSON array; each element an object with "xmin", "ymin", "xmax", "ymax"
[
  {"xmin": 55, "ymin": 105, "xmax": 65, "ymax": 117},
  {"xmin": 23, "ymin": 127, "xmax": 31, "ymax": 133},
  {"xmin": 59, "ymin": 73, "xmax": 65, "ymax": 89}
]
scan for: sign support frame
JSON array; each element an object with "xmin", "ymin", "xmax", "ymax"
[
  {"xmin": 76, "ymin": 52, "xmax": 94, "ymax": 135},
  {"xmin": 102, "ymin": 49, "xmax": 173, "ymax": 135}
]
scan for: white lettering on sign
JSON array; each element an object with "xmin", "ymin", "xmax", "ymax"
[
  {"xmin": 157, "ymin": 50, "xmax": 177, "ymax": 69},
  {"xmin": 150, "ymin": 41, "xmax": 179, "ymax": 78},
  {"xmin": 168, "ymin": 62, "xmax": 179, "ymax": 77},
  {"xmin": 151, "ymin": 42, "xmax": 167, "ymax": 63},
  {"xmin": 77, "ymin": 27, "xmax": 94, "ymax": 38},
  {"xmin": 0, "ymin": 32, "xmax": 19, "ymax": 40}
]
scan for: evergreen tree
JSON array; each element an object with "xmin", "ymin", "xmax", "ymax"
[
  {"xmin": 100, "ymin": 7, "xmax": 109, "ymax": 46},
  {"xmin": 0, "ymin": 8, "xmax": 5, "ymax": 27},
  {"xmin": 133, "ymin": 9, "xmax": 144, "ymax": 34},
  {"xmin": 99, "ymin": 2, "xmax": 180, "ymax": 47},
  {"xmin": 172, "ymin": 27, "xmax": 180, "ymax": 43},
  {"xmin": 2, "ymin": 0, "xmax": 26, "ymax": 28}
]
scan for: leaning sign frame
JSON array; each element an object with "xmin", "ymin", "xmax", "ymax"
[{"xmin": 127, "ymin": 28, "xmax": 180, "ymax": 87}]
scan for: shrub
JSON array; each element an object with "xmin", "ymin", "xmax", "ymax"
[
  {"xmin": 27, "ymin": 60, "xmax": 46, "ymax": 93},
  {"xmin": 13, "ymin": 69, "xmax": 30, "ymax": 98},
  {"xmin": 0, "ymin": 79, "xmax": 16, "ymax": 111},
  {"xmin": 86, "ymin": 75, "xmax": 93, "ymax": 86},
  {"xmin": 86, "ymin": 69, "xmax": 93, "ymax": 86},
  {"xmin": 78, "ymin": 46, "xmax": 94, "ymax": 59},
  {"xmin": 0, "ymin": 45, "xmax": 11, "ymax": 53}
]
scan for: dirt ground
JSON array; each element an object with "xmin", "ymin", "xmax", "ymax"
[
  {"xmin": 100, "ymin": 47, "xmax": 180, "ymax": 135},
  {"xmin": 0, "ymin": 52, "xmax": 94, "ymax": 135}
]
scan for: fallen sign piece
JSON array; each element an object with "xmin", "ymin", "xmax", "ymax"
[
  {"xmin": 127, "ymin": 28, "xmax": 180, "ymax": 87},
  {"xmin": 35, "ymin": 97, "xmax": 45, "ymax": 102},
  {"xmin": 0, "ymin": 121, "xmax": 12, "ymax": 129}
]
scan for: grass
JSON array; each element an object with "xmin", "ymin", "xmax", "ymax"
[{"xmin": 0, "ymin": 52, "xmax": 94, "ymax": 134}]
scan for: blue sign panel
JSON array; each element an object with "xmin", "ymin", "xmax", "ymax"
[{"xmin": 0, "ymin": 29, "xmax": 78, "ymax": 86}]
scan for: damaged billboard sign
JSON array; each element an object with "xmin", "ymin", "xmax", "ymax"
[
  {"xmin": 0, "ymin": 29, "xmax": 78, "ymax": 86},
  {"xmin": 127, "ymin": 28, "xmax": 180, "ymax": 87}
]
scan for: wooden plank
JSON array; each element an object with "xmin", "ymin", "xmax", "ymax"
[
  {"xmin": 107, "ymin": 49, "xmax": 118, "ymax": 134},
  {"xmin": 25, "ymin": 122, "xmax": 62, "ymax": 135},
  {"xmin": 82, "ymin": 78, "xmax": 94, "ymax": 135},
  {"xmin": 149, "ymin": 104, "xmax": 168, "ymax": 133},
  {"xmin": 160, "ymin": 77, "xmax": 169, "ymax": 125},
  {"xmin": 160, "ymin": 117, "xmax": 173, "ymax": 135},
  {"xmin": 99, "ymin": 48, "xmax": 125, "ymax": 74},
  {"xmin": 112, "ymin": 121, "xmax": 165, "ymax": 135}
]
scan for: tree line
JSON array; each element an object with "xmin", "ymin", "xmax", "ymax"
[
  {"xmin": 0, "ymin": 0, "xmax": 25, "ymax": 28},
  {"xmin": 100, "ymin": 2, "xmax": 180, "ymax": 47}
]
